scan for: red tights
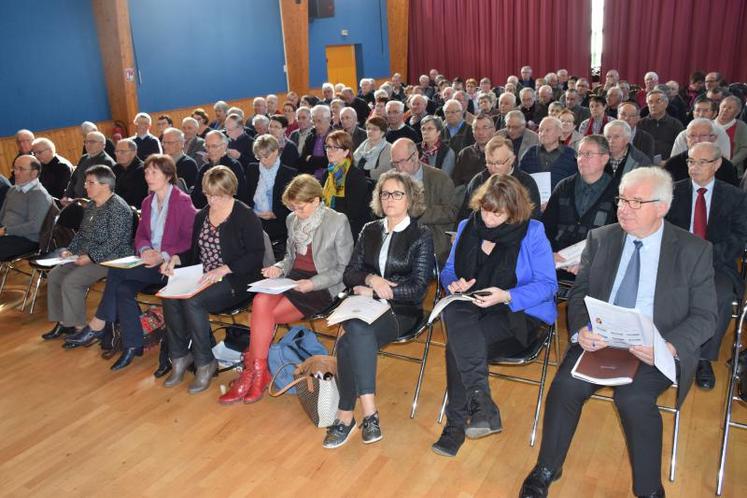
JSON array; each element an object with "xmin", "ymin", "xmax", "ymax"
[{"xmin": 248, "ymin": 293, "xmax": 304, "ymax": 360}]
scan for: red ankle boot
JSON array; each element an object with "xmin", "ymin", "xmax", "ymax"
[
  {"xmin": 218, "ymin": 362, "xmax": 255, "ymax": 405},
  {"xmin": 243, "ymin": 358, "xmax": 272, "ymax": 404}
]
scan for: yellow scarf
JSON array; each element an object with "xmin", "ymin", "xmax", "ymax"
[{"xmin": 322, "ymin": 158, "xmax": 351, "ymax": 208}]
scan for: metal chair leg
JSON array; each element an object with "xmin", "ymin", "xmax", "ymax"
[
  {"xmin": 410, "ymin": 323, "xmax": 434, "ymax": 419},
  {"xmin": 531, "ymin": 327, "xmax": 554, "ymax": 447},
  {"xmin": 21, "ymin": 268, "xmax": 36, "ymax": 311},
  {"xmin": 669, "ymin": 407, "xmax": 680, "ymax": 482},
  {"xmin": 331, "ymin": 324, "xmax": 343, "ymax": 356},
  {"xmin": 0, "ymin": 263, "xmax": 9, "ymax": 294},
  {"xmin": 716, "ymin": 316, "xmax": 743, "ymax": 495},
  {"xmin": 437, "ymin": 389, "xmax": 448, "ymax": 424},
  {"xmin": 29, "ymin": 271, "xmax": 44, "ymax": 314}
]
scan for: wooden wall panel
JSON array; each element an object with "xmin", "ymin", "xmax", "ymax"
[
  {"xmin": 387, "ymin": 0, "xmax": 409, "ymax": 80},
  {"xmin": 279, "ymin": 0, "xmax": 310, "ymax": 94}
]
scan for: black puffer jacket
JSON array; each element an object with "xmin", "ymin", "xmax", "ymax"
[{"xmin": 343, "ymin": 219, "xmax": 434, "ymax": 317}]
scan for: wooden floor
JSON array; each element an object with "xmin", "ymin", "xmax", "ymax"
[{"xmin": 0, "ymin": 271, "xmax": 745, "ymax": 498}]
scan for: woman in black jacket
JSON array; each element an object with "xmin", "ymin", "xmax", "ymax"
[
  {"xmin": 323, "ymin": 170, "xmax": 435, "ymax": 449},
  {"xmin": 160, "ymin": 166, "xmax": 265, "ymax": 394}
]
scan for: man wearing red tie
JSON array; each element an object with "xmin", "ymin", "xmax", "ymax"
[{"xmin": 666, "ymin": 142, "xmax": 747, "ymax": 389}]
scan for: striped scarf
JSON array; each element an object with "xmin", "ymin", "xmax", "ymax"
[{"xmin": 322, "ymin": 158, "xmax": 351, "ymax": 208}]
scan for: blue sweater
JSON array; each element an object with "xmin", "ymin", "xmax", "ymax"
[
  {"xmin": 441, "ymin": 218, "xmax": 558, "ymax": 324},
  {"xmin": 519, "ymin": 145, "xmax": 577, "ymax": 191}
]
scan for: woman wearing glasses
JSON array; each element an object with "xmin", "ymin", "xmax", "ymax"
[
  {"xmin": 432, "ymin": 174, "xmax": 557, "ymax": 458},
  {"xmin": 322, "ymin": 130, "xmax": 371, "ymax": 241},
  {"xmin": 323, "ymin": 170, "xmax": 434, "ymax": 449},
  {"xmin": 417, "ymin": 115, "xmax": 456, "ymax": 177},
  {"xmin": 219, "ymin": 174, "xmax": 354, "ymax": 406},
  {"xmin": 353, "ymin": 116, "xmax": 393, "ymax": 180}
]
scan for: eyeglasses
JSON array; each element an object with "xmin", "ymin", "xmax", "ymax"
[
  {"xmin": 379, "ymin": 190, "xmax": 406, "ymax": 201},
  {"xmin": 161, "ymin": 140, "xmax": 181, "ymax": 145},
  {"xmin": 686, "ymin": 158, "xmax": 719, "ymax": 167},
  {"xmin": 84, "ymin": 180, "xmax": 100, "ymax": 186},
  {"xmin": 615, "ymin": 196, "xmax": 659, "ymax": 209},
  {"xmin": 12, "ymin": 167, "xmax": 32, "ymax": 172},
  {"xmin": 324, "ymin": 145, "xmax": 344, "ymax": 152},
  {"xmin": 84, "ymin": 140, "xmax": 102, "ymax": 144},
  {"xmin": 205, "ymin": 144, "xmax": 224, "ymax": 150},
  {"xmin": 486, "ymin": 157, "xmax": 514, "ymax": 167},
  {"xmin": 391, "ymin": 151, "xmax": 417, "ymax": 167},
  {"xmin": 115, "ymin": 149, "xmax": 134, "ymax": 154},
  {"xmin": 577, "ymin": 151, "xmax": 607, "ymax": 159},
  {"xmin": 31, "ymin": 149, "xmax": 50, "ymax": 156},
  {"xmin": 257, "ymin": 152, "xmax": 276, "ymax": 160}
]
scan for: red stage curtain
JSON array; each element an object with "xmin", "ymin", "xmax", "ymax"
[
  {"xmin": 407, "ymin": 0, "xmax": 592, "ymax": 84},
  {"xmin": 601, "ymin": 0, "xmax": 747, "ymax": 88}
]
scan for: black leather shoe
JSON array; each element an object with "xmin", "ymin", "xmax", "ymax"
[
  {"xmin": 637, "ymin": 487, "xmax": 665, "ymax": 497},
  {"xmin": 110, "ymin": 347, "xmax": 144, "ymax": 371},
  {"xmin": 465, "ymin": 389, "xmax": 502, "ymax": 439},
  {"xmin": 41, "ymin": 323, "xmax": 74, "ymax": 340},
  {"xmin": 431, "ymin": 422, "xmax": 466, "ymax": 457},
  {"xmin": 519, "ymin": 465, "xmax": 563, "ymax": 498},
  {"xmin": 63, "ymin": 326, "xmax": 105, "ymax": 349},
  {"xmin": 153, "ymin": 340, "xmax": 172, "ymax": 378},
  {"xmin": 696, "ymin": 360, "xmax": 716, "ymax": 390}
]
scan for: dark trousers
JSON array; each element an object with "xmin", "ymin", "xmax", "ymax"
[
  {"xmin": 443, "ymin": 301, "xmax": 536, "ymax": 427},
  {"xmin": 0, "ymin": 235, "xmax": 37, "ymax": 260},
  {"xmin": 701, "ymin": 270, "xmax": 737, "ymax": 360},
  {"xmin": 95, "ymin": 266, "xmax": 165, "ymax": 348},
  {"xmin": 336, "ymin": 309, "xmax": 418, "ymax": 411},
  {"xmin": 163, "ymin": 280, "xmax": 244, "ymax": 366},
  {"xmin": 537, "ymin": 345, "xmax": 673, "ymax": 496}
]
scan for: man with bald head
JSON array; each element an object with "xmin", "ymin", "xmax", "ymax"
[
  {"xmin": 30, "ymin": 138, "xmax": 73, "ymax": 199},
  {"xmin": 63, "ymin": 131, "xmax": 116, "ymax": 202},
  {"xmin": 163, "ymin": 127, "xmax": 199, "ymax": 191},
  {"xmin": 665, "ymin": 118, "xmax": 738, "ymax": 186},
  {"xmin": 390, "ymin": 138, "xmax": 456, "ymax": 263},
  {"xmin": 0, "ymin": 155, "xmax": 54, "ymax": 259},
  {"xmin": 519, "ymin": 117, "xmax": 577, "ymax": 191},
  {"xmin": 671, "ymin": 97, "xmax": 731, "ymax": 157},
  {"xmin": 385, "ymin": 100, "xmax": 419, "ymax": 144},
  {"xmin": 666, "ymin": 141, "xmax": 747, "ymax": 389}
]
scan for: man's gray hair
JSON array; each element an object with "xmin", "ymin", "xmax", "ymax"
[
  {"xmin": 227, "ymin": 106, "xmax": 244, "ymax": 119},
  {"xmin": 311, "ymin": 104, "xmax": 331, "ymax": 121},
  {"xmin": 340, "ymin": 107, "xmax": 357, "ymax": 120},
  {"xmin": 32, "ymin": 137, "xmax": 56, "ymax": 154},
  {"xmin": 409, "ymin": 94, "xmax": 427, "ymax": 106},
  {"xmin": 373, "ymin": 89, "xmax": 388, "ymax": 100},
  {"xmin": 687, "ymin": 117, "xmax": 716, "ymax": 135},
  {"xmin": 723, "ymin": 95, "xmax": 744, "ymax": 112},
  {"xmin": 296, "ymin": 106, "xmax": 312, "ymax": 118},
  {"xmin": 206, "ymin": 130, "xmax": 229, "ymax": 145},
  {"xmin": 80, "ymin": 121, "xmax": 97, "ymax": 134},
  {"xmin": 506, "ymin": 109, "xmax": 526, "ymax": 124},
  {"xmin": 182, "ymin": 116, "xmax": 199, "ymax": 128},
  {"xmin": 619, "ymin": 166, "xmax": 673, "ymax": 210},
  {"xmin": 478, "ymin": 91, "xmax": 496, "ymax": 105},
  {"xmin": 214, "ymin": 100, "xmax": 229, "ymax": 112},
  {"xmin": 579, "ymin": 135, "xmax": 610, "ymax": 155},
  {"xmin": 322, "ymin": 82, "xmax": 334, "ymax": 91},
  {"xmin": 88, "ymin": 131, "xmax": 106, "ymax": 144},
  {"xmin": 644, "ymin": 71, "xmax": 659, "ymax": 81},
  {"xmin": 540, "ymin": 116, "xmax": 562, "ymax": 131},
  {"xmin": 163, "ymin": 127, "xmax": 184, "ymax": 141},
  {"xmin": 252, "ymin": 114, "xmax": 270, "ymax": 127},
  {"xmin": 385, "ymin": 100, "xmax": 404, "ymax": 113},
  {"xmin": 604, "ymin": 119, "xmax": 632, "ymax": 140},
  {"xmin": 444, "ymin": 98, "xmax": 463, "ymax": 112},
  {"xmin": 134, "ymin": 112, "xmax": 152, "ymax": 124},
  {"xmin": 519, "ymin": 87, "xmax": 535, "ymax": 98},
  {"xmin": 499, "ymin": 92, "xmax": 517, "ymax": 106},
  {"xmin": 690, "ymin": 141, "xmax": 722, "ymax": 161},
  {"xmin": 646, "ymin": 89, "xmax": 669, "ymax": 104},
  {"xmin": 118, "ymin": 137, "xmax": 137, "ymax": 151},
  {"xmin": 606, "ymin": 86, "xmax": 623, "ymax": 98}
]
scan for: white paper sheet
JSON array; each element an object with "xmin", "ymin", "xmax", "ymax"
[
  {"xmin": 326, "ymin": 295, "xmax": 390, "ymax": 325},
  {"xmin": 247, "ymin": 278, "xmax": 298, "ymax": 294},
  {"xmin": 34, "ymin": 256, "xmax": 78, "ymax": 267},
  {"xmin": 529, "ymin": 172, "xmax": 552, "ymax": 204},
  {"xmin": 101, "ymin": 255, "xmax": 144, "ymax": 269},
  {"xmin": 156, "ymin": 264, "xmax": 208, "ymax": 299},
  {"xmin": 555, "ymin": 240, "xmax": 587, "ymax": 269}
]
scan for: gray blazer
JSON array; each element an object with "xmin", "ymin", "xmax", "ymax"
[
  {"xmin": 185, "ymin": 137, "xmax": 207, "ymax": 167},
  {"xmin": 568, "ymin": 221, "xmax": 717, "ymax": 405},
  {"xmin": 275, "ymin": 206, "xmax": 354, "ymax": 297},
  {"xmin": 420, "ymin": 165, "xmax": 457, "ymax": 264},
  {"xmin": 497, "ymin": 128, "xmax": 540, "ymax": 161},
  {"xmin": 615, "ymin": 144, "xmax": 652, "ymax": 180}
]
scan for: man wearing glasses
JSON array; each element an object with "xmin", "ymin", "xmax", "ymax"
[
  {"xmin": 62, "ymin": 131, "xmax": 116, "ymax": 203},
  {"xmin": 664, "ymin": 118, "xmax": 738, "ymax": 186},
  {"xmin": 521, "ymin": 166, "xmax": 717, "ymax": 498},
  {"xmin": 665, "ymin": 142, "xmax": 747, "ymax": 390},
  {"xmin": 0, "ymin": 155, "xmax": 54, "ymax": 259},
  {"xmin": 30, "ymin": 137, "xmax": 73, "ymax": 199}
]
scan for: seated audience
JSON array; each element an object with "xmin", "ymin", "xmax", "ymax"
[
  {"xmin": 322, "ymin": 130, "xmax": 371, "ymax": 240},
  {"xmin": 76, "ymin": 155, "xmax": 197, "ymax": 370},
  {"xmin": 495, "ymin": 92, "xmax": 517, "ymax": 130},
  {"xmin": 282, "ymin": 101, "xmax": 299, "ymax": 137},
  {"xmin": 453, "ymin": 114, "xmax": 496, "ymax": 187},
  {"xmin": 181, "ymin": 116, "xmax": 207, "ymax": 169},
  {"xmin": 79, "ymin": 122, "xmax": 115, "ymax": 158},
  {"xmin": 246, "ymin": 134, "xmax": 297, "ymax": 257},
  {"xmin": 714, "ymin": 95, "xmax": 747, "ymax": 176},
  {"xmin": 63, "ymin": 131, "xmax": 116, "ymax": 201},
  {"xmin": 15, "ymin": 129, "xmax": 35, "ymax": 162},
  {"xmin": 341, "ymin": 87, "xmax": 371, "ymax": 127},
  {"xmin": 460, "ymin": 135, "xmax": 541, "ymax": 220},
  {"xmin": 209, "ymin": 100, "xmax": 229, "ymax": 130},
  {"xmin": 407, "ymin": 94, "xmax": 429, "ymax": 142},
  {"xmin": 618, "ymin": 102, "xmax": 656, "ymax": 159},
  {"xmin": 323, "ymin": 170, "xmax": 435, "ymax": 448},
  {"xmin": 433, "ymin": 174, "xmax": 557, "ymax": 457},
  {"xmin": 193, "ymin": 108, "xmax": 212, "ymax": 138},
  {"xmin": 191, "ymin": 130, "xmax": 251, "ymax": 208},
  {"xmin": 290, "ymin": 106, "xmax": 313, "ymax": 149},
  {"xmin": 44, "ymin": 166, "xmax": 132, "ymax": 342},
  {"xmin": 385, "ymin": 100, "xmax": 419, "ymax": 144},
  {"xmin": 521, "ymin": 167, "xmax": 717, "ymax": 498},
  {"xmin": 497, "ymin": 110, "xmax": 540, "ymax": 161},
  {"xmin": 268, "ymin": 115, "xmax": 300, "ymax": 167},
  {"xmin": 162, "ymin": 127, "xmax": 199, "ymax": 191},
  {"xmin": 519, "ymin": 116, "xmax": 578, "ymax": 191},
  {"xmin": 156, "ymin": 114, "xmax": 173, "ymax": 141},
  {"xmin": 353, "ymin": 116, "xmax": 393, "ymax": 180},
  {"xmin": 224, "ymin": 113, "xmax": 256, "ymax": 170},
  {"xmin": 219, "ymin": 174, "xmax": 353, "ymax": 405},
  {"xmin": 131, "ymin": 113, "xmax": 163, "ymax": 161},
  {"xmin": 441, "ymin": 99, "xmax": 475, "ymax": 154},
  {"xmin": 300, "ymin": 105, "xmax": 334, "ymax": 177},
  {"xmin": 578, "ymin": 95, "xmax": 612, "ymax": 136},
  {"xmin": 161, "ymin": 166, "xmax": 264, "ymax": 394},
  {"xmin": 558, "ymin": 109, "xmax": 583, "ymax": 151},
  {"xmin": 603, "ymin": 119, "xmax": 652, "ymax": 184},
  {"xmin": 339, "ymin": 108, "xmax": 366, "ymax": 151},
  {"xmin": 112, "ymin": 138, "xmax": 148, "ymax": 208},
  {"xmin": 391, "ymin": 138, "xmax": 456, "ymax": 265},
  {"xmin": 671, "ymin": 96, "xmax": 730, "ymax": 158},
  {"xmin": 518, "ymin": 88, "xmax": 547, "ymax": 130},
  {"xmin": 0, "ymin": 155, "xmax": 53, "ymax": 259},
  {"xmin": 666, "ymin": 142, "xmax": 747, "ymax": 390},
  {"xmin": 30, "ymin": 138, "xmax": 73, "ymax": 199},
  {"xmin": 418, "ymin": 115, "xmax": 456, "ymax": 177},
  {"xmin": 665, "ymin": 118, "xmax": 739, "ymax": 186},
  {"xmin": 638, "ymin": 89, "xmax": 684, "ymax": 160}
]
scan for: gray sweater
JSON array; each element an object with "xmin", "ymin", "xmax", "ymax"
[{"xmin": 0, "ymin": 181, "xmax": 53, "ymax": 242}]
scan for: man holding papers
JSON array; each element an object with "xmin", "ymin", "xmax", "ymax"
[
  {"xmin": 542, "ymin": 135, "xmax": 618, "ymax": 278},
  {"xmin": 521, "ymin": 167, "xmax": 717, "ymax": 498}
]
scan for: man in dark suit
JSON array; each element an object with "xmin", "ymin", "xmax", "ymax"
[
  {"xmin": 191, "ymin": 131, "xmax": 251, "ymax": 209},
  {"xmin": 618, "ymin": 102, "xmax": 656, "ymax": 160},
  {"xmin": 63, "ymin": 131, "xmax": 116, "ymax": 201},
  {"xmin": 112, "ymin": 138, "xmax": 148, "ymax": 209},
  {"xmin": 664, "ymin": 118, "xmax": 739, "ymax": 186},
  {"xmin": 564, "ymin": 89, "xmax": 590, "ymax": 127},
  {"xmin": 131, "ymin": 112, "xmax": 162, "ymax": 161},
  {"xmin": 665, "ymin": 142, "xmax": 747, "ymax": 389},
  {"xmin": 521, "ymin": 167, "xmax": 717, "ymax": 498},
  {"xmin": 341, "ymin": 87, "xmax": 371, "ymax": 128},
  {"xmin": 440, "ymin": 99, "xmax": 475, "ymax": 154},
  {"xmin": 162, "ymin": 127, "xmax": 199, "ymax": 192}
]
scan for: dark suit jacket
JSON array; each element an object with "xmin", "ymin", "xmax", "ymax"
[
  {"xmin": 664, "ymin": 151, "xmax": 739, "ymax": 187},
  {"xmin": 190, "ymin": 155, "xmax": 251, "ymax": 209},
  {"xmin": 245, "ymin": 163, "xmax": 297, "ymax": 243},
  {"xmin": 440, "ymin": 122, "xmax": 475, "ymax": 154},
  {"xmin": 632, "ymin": 128, "xmax": 656, "ymax": 160},
  {"xmin": 420, "ymin": 165, "xmax": 457, "ymax": 264},
  {"xmin": 568, "ymin": 222, "xmax": 717, "ymax": 405},
  {"xmin": 666, "ymin": 179, "xmax": 747, "ymax": 293}
]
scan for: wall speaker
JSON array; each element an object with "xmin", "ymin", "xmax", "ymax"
[{"xmin": 309, "ymin": 0, "xmax": 334, "ymax": 18}]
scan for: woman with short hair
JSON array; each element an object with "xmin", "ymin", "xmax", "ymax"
[
  {"xmin": 353, "ymin": 116, "xmax": 392, "ymax": 180},
  {"xmin": 219, "ymin": 174, "xmax": 354, "ymax": 405},
  {"xmin": 160, "ymin": 166, "xmax": 265, "ymax": 394},
  {"xmin": 268, "ymin": 115, "xmax": 300, "ymax": 167},
  {"xmin": 418, "ymin": 115, "xmax": 456, "ymax": 177},
  {"xmin": 432, "ymin": 174, "xmax": 557, "ymax": 457}
]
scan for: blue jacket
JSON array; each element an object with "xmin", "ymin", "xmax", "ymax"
[
  {"xmin": 441, "ymin": 218, "xmax": 558, "ymax": 324},
  {"xmin": 519, "ymin": 145, "xmax": 577, "ymax": 191}
]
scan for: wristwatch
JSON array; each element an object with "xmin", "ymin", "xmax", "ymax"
[{"xmin": 504, "ymin": 291, "xmax": 512, "ymax": 305}]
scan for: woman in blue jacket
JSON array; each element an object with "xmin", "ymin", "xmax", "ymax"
[{"xmin": 432, "ymin": 174, "xmax": 557, "ymax": 458}]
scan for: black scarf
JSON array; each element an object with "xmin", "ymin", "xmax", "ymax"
[{"xmin": 454, "ymin": 212, "xmax": 528, "ymax": 292}]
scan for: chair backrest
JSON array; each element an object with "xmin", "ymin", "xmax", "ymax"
[
  {"xmin": 36, "ymin": 202, "xmax": 61, "ymax": 254},
  {"xmin": 262, "ymin": 230, "xmax": 275, "ymax": 267},
  {"xmin": 48, "ymin": 200, "xmax": 87, "ymax": 251},
  {"xmin": 130, "ymin": 206, "xmax": 141, "ymax": 241},
  {"xmin": 176, "ymin": 177, "xmax": 189, "ymax": 194}
]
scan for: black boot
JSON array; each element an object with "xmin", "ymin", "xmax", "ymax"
[
  {"xmin": 431, "ymin": 421, "xmax": 466, "ymax": 457},
  {"xmin": 153, "ymin": 339, "xmax": 172, "ymax": 378},
  {"xmin": 465, "ymin": 389, "xmax": 502, "ymax": 439},
  {"xmin": 519, "ymin": 465, "xmax": 563, "ymax": 498}
]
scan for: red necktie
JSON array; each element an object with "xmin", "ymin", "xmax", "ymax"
[{"xmin": 693, "ymin": 187, "xmax": 707, "ymax": 239}]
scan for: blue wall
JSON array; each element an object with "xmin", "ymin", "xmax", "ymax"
[
  {"xmin": 308, "ymin": 0, "xmax": 391, "ymax": 88},
  {"xmin": 128, "ymin": 0, "xmax": 287, "ymax": 112},
  {"xmin": 0, "ymin": 0, "xmax": 110, "ymax": 136}
]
